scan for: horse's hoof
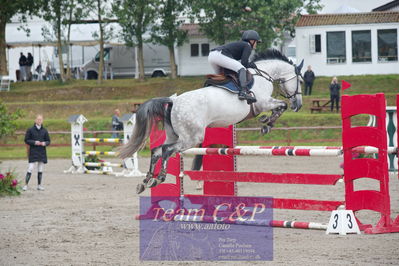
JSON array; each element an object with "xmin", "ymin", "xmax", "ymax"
[
  {"xmin": 261, "ymin": 126, "xmax": 271, "ymax": 135},
  {"xmin": 158, "ymin": 175, "xmax": 166, "ymax": 183},
  {"xmin": 136, "ymin": 183, "xmax": 146, "ymax": 194},
  {"xmin": 146, "ymin": 178, "xmax": 159, "ymax": 188},
  {"xmin": 258, "ymin": 115, "xmax": 270, "ymax": 124},
  {"xmin": 143, "ymin": 173, "xmax": 152, "ymax": 183}
]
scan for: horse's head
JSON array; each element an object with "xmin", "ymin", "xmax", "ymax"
[
  {"xmin": 251, "ymin": 49, "xmax": 303, "ymax": 112},
  {"xmin": 277, "ymin": 59, "xmax": 303, "ymax": 112}
]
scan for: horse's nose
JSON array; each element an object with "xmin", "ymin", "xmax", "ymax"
[{"xmin": 290, "ymin": 98, "xmax": 302, "ymax": 112}]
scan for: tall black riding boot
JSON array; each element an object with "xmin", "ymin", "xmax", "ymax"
[
  {"xmin": 37, "ymin": 172, "xmax": 44, "ymax": 190},
  {"xmin": 25, "ymin": 172, "xmax": 31, "ymax": 185},
  {"xmin": 38, "ymin": 172, "xmax": 43, "ymax": 185},
  {"xmin": 238, "ymin": 68, "xmax": 256, "ymax": 104}
]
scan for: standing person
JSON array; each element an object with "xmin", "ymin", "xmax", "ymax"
[
  {"xmin": 111, "ymin": 109, "xmax": 123, "ymax": 138},
  {"xmin": 26, "ymin": 52, "xmax": 34, "ymax": 81},
  {"xmin": 36, "ymin": 61, "xmax": 43, "ymax": 81},
  {"xmin": 303, "ymin": 65, "xmax": 315, "ymax": 96},
  {"xmin": 208, "ymin": 30, "xmax": 261, "ymax": 104},
  {"xmin": 329, "ymin": 77, "xmax": 341, "ymax": 112},
  {"xmin": 45, "ymin": 63, "xmax": 52, "ymax": 80},
  {"xmin": 23, "ymin": 115, "xmax": 51, "ymax": 191},
  {"xmin": 18, "ymin": 53, "xmax": 27, "ymax": 81}
]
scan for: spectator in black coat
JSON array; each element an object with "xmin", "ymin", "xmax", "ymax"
[
  {"xmin": 303, "ymin": 65, "xmax": 315, "ymax": 96},
  {"xmin": 26, "ymin": 53, "xmax": 34, "ymax": 81},
  {"xmin": 19, "ymin": 53, "xmax": 27, "ymax": 81},
  {"xmin": 23, "ymin": 115, "xmax": 51, "ymax": 191},
  {"xmin": 329, "ymin": 77, "xmax": 341, "ymax": 112}
]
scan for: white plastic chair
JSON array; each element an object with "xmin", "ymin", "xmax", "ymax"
[{"xmin": 0, "ymin": 76, "xmax": 11, "ymax": 91}]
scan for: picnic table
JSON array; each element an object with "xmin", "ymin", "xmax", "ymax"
[{"xmin": 310, "ymin": 98, "xmax": 332, "ymax": 113}]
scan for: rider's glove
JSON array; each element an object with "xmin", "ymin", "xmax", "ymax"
[{"xmin": 248, "ymin": 62, "xmax": 257, "ymax": 69}]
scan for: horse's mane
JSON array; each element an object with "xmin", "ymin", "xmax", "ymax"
[{"xmin": 252, "ymin": 49, "xmax": 293, "ymax": 65}]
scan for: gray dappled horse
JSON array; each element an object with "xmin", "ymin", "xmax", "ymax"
[{"xmin": 119, "ymin": 49, "xmax": 304, "ymax": 194}]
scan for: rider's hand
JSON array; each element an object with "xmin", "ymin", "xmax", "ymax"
[{"xmin": 248, "ymin": 62, "xmax": 257, "ymax": 69}]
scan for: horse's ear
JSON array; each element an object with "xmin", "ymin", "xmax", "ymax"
[{"xmin": 296, "ymin": 59, "xmax": 304, "ymax": 73}]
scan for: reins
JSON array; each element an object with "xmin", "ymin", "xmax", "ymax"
[{"xmin": 251, "ymin": 64, "xmax": 302, "ymax": 100}]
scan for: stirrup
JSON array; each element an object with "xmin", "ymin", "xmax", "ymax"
[
  {"xmin": 238, "ymin": 92, "xmax": 247, "ymax": 100},
  {"xmin": 246, "ymin": 96, "xmax": 257, "ymax": 104}
]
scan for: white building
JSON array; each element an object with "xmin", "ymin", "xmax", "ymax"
[
  {"xmin": 176, "ymin": 24, "xmax": 216, "ymax": 76},
  {"xmin": 295, "ymin": 12, "xmax": 399, "ymax": 76}
]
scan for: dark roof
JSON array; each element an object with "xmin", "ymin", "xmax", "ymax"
[
  {"xmin": 373, "ymin": 0, "xmax": 399, "ymax": 11},
  {"xmin": 68, "ymin": 114, "xmax": 81, "ymax": 123},
  {"xmin": 120, "ymin": 113, "xmax": 134, "ymax": 122},
  {"xmin": 180, "ymin": 24, "xmax": 203, "ymax": 36},
  {"xmin": 296, "ymin": 12, "xmax": 399, "ymax": 27}
]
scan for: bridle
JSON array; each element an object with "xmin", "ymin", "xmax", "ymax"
[{"xmin": 252, "ymin": 63, "xmax": 303, "ymax": 100}]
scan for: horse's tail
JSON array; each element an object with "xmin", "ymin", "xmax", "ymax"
[{"xmin": 118, "ymin": 97, "xmax": 173, "ymax": 159}]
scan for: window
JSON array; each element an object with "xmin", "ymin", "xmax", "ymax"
[
  {"xmin": 286, "ymin": 47, "xmax": 296, "ymax": 57},
  {"xmin": 201, "ymin": 44, "xmax": 210, "ymax": 56},
  {"xmin": 309, "ymin": 34, "xmax": 321, "ymax": 53},
  {"xmin": 327, "ymin": 31, "xmax": 346, "ymax": 64},
  {"xmin": 191, "ymin": 44, "xmax": 199, "ymax": 57},
  {"xmin": 315, "ymin": 35, "xmax": 321, "ymax": 53},
  {"xmin": 352, "ymin": 30, "xmax": 371, "ymax": 63},
  {"xmin": 378, "ymin": 29, "xmax": 398, "ymax": 62},
  {"xmin": 95, "ymin": 48, "xmax": 110, "ymax": 62}
]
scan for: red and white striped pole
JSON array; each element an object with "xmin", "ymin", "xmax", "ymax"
[
  {"xmin": 182, "ymin": 147, "xmax": 342, "ymax": 156},
  {"xmin": 174, "ymin": 215, "xmax": 327, "ymax": 230}
]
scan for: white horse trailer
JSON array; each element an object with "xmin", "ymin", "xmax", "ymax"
[{"xmin": 82, "ymin": 44, "xmax": 171, "ymax": 79}]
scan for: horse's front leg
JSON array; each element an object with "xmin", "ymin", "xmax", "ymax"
[{"xmin": 261, "ymin": 99, "xmax": 288, "ymax": 135}]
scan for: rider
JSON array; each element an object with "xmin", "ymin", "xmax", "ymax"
[{"xmin": 208, "ymin": 30, "xmax": 260, "ymax": 104}]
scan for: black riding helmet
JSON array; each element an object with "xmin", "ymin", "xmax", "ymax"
[{"xmin": 241, "ymin": 30, "xmax": 262, "ymax": 43}]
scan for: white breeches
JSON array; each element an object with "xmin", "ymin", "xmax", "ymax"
[
  {"xmin": 27, "ymin": 162, "xmax": 44, "ymax": 173},
  {"xmin": 208, "ymin": 50, "xmax": 245, "ymax": 74}
]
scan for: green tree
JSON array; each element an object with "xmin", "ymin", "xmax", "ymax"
[
  {"xmin": 0, "ymin": 0, "xmax": 43, "ymax": 75},
  {"xmin": 150, "ymin": 0, "xmax": 188, "ymax": 79},
  {"xmin": 191, "ymin": 0, "xmax": 321, "ymax": 48},
  {"xmin": 113, "ymin": 0, "xmax": 156, "ymax": 80},
  {"xmin": 190, "ymin": 1, "xmax": 244, "ymax": 45},
  {"xmin": 241, "ymin": 0, "xmax": 321, "ymax": 50},
  {"xmin": 90, "ymin": 0, "xmax": 115, "ymax": 83},
  {"xmin": 0, "ymin": 102, "xmax": 23, "ymax": 139},
  {"xmin": 80, "ymin": 0, "xmax": 115, "ymax": 83},
  {"xmin": 41, "ymin": 0, "xmax": 72, "ymax": 82},
  {"xmin": 42, "ymin": 0, "xmax": 85, "ymax": 81}
]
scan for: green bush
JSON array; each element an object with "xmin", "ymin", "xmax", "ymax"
[
  {"xmin": 0, "ymin": 170, "xmax": 21, "ymax": 196},
  {"xmin": 0, "ymin": 101, "xmax": 24, "ymax": 139}
]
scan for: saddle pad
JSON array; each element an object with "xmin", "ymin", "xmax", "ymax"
[{"xmin": 205, "ymin": 78, "xmax": 254, "ymax": 94}]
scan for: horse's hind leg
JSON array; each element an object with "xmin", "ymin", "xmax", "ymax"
[
  {"xmin": 136, "ymin": 146, "xmax": 162, "ymax": 194},
  {"xmin": 146, "ymin": 142, "xmax": 178, "ymax": 188},
  {"xmin": 146, "ymin": 136, "xmax": 199, "ymax": 189},
  {"xmin": 144, "ymin": 121, "xmax": 181, "ymax": 188}
]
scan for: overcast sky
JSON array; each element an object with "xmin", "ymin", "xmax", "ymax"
[{"xmin": 318, "ymin": 0, "xmax": 392, "ymax": 13}]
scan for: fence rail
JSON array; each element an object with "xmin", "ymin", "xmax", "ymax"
[{"xmin": 0, "ymin": 126, "xmax": 342, "ymax": 148}]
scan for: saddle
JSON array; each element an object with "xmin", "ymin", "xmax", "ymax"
[{"xmin": 204, "ymin": 68, "xmax": 254, "ymax": 93}]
